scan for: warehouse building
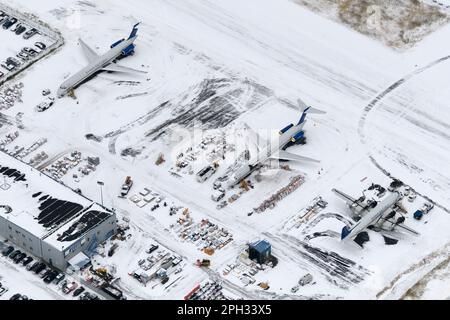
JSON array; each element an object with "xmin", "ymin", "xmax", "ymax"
[{"xmin": 0, "ymin": 152, "xmax": 117, "ymax": 270}]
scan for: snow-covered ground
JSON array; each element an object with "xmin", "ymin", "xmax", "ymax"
[{"xmin": 0, "ymin": 0, "xmax": 450, "ymax": 300}]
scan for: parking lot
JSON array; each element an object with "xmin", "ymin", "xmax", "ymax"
[
  {"xmin": 0, "ymin": 240, "xmax": 102, "ymax": 300},
  {"xmin": 0, "ymin": 5, "xmax": 61, "ymax": 85}
]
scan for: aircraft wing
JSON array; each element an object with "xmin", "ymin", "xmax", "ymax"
[
  {"xmin": 332, "ymin": 188, "xmax": 360, "ymax": 206},
  {"xmin": 243, "ymin": 123, "xmax": 268, "ymax": 152},
  {"xmin": 79, "ymin": 38, "xmax": 99, "ymax": 63},
  {"xmin": 101, "ymin": 63, "xmax": 147, "ymax": 74},
  {"xmin": 380, "ymin": 217, "xmax": 420, "ymax": 236},
  {"xmin": 269, "ymin": 150, "xmax": 320, "ymax": 163}
]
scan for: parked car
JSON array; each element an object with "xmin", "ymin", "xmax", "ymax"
[
  {"xmin": 22, "ymin": 47, "xmax": 38, "ymax": 57},
  {"xmin": 9, "ymin": 293, "xmax": 22, "ymax": 300},
  {"xmin": 27, "ymin": 261, "xmax": 40, "ymax": 272},
  {"xmin": 6, "ymin": 57, "xmax": 21, "ymax": 67},
  {"xmin": 12, "ymin": 22, "xmax": 25, "ymax": 33},
  {"xmin": 79, "ymin": 292, "xmax": 91, "ymax": 300},
  {"xmin": 36, "ymin": 97, "xmax": 55, "ymax": 112},
  {"xmin": 58, "ymin": 280, "xmax": 68, "ymax": 290},
  {"xmin": 62, "ymin": 282, "xmax": 78, "ymax": 294},
  {"xmin": 0, "ymin": 14, "xmax": 9, "ymax": 23},
  {"xmin": 33, "ymin": 262, "xmax": 46, "ymax": 274},
  {"xmin": 145, "ymin": 244, "xmax": 159, "ymax": 254},
  {"xmin": 0, "ymin": 70, "xmax": 4, "ymax": 78},
  {"xmin": 79, "ymin": 292, "xmax": 99, "ymax": 300},
  {"xmin": 0, "ymin": 285, "xmax": 8, "ymax": 297},
  {"xmin": 172, "ymin": 257, "xmax": 182, "ymax": 266},
  {"xmin": 211, "ymin": 190, "xmax": 225, "ymax": 202},
  {"xmin": 22, "ymin": 256, "xmax": 33, "ymax": 266},
  {"xmin": 43, "ymin": 270, "xmax": 57, "ymax": 284},
  {"xmin": 35, "ymin": 42, "xmax": 46, "ymax": 50},
  {"xmin": 38, "ymin": 267, "xmax": 49, "ymax": 278},
  {"xmin": 13, "ymin": 252, "xmax": 26, "ymax": 264},
  {"xmin": 73, "ymin": 286, "xmax": 85, "ymax": 297},
  {"xmin": 3, "ymin": 17, "xmax": 18, "ymax": 29},
  {"xmin": 2, "ymin": 246, "xmax": 14, "ymax": 256},
  {"xmin": 9, "ymin": 250, "xmax": 22, "ymax": 260},
  {"xmin": 17, "ymin": 51, "xmax": 29, "ymax": 61},
  {"xmin": 23, "ymin": 28, "xmax": 38, "ymax": 39},
  {"xmin": 40, "ymin": 268, "xmax": 52, "ymax": 279},
  {"xmin": 15, "ymin": 24, "xmax": 26, "ymax": 35},
  {"xmin": 53, "ymin": 273, "xmax": 65, "ymax": 285},
  {"xmin": 1, "ymin": 63, "xmax": 15, "ymax": 71},
  {"xmin": 299, "ymin": 273, "xmax": 313, "ymax": 286}
]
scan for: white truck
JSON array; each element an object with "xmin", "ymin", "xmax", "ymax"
[{"xmin": 120, "ymin": 176, "xmax": 133, "ymax": 197}]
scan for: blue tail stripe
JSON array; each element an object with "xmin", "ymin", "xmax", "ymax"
[
  {"xmin": 128, "ymin": 23, "xmax": 140, "ymax": 39},
  {"xmin": 297, "ymin": 107, "xmax": 310, "ymax": 125},
  {"xmin": 341, "ymin": 226, "xmax": 351, "ymax": 240}
]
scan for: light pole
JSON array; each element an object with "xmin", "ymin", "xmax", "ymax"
[{"xmin": 97, "ymin": 181, "xmax": 104, "ymax": 207}]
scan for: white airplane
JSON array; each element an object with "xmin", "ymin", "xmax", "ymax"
[
  {"xmin": 333, "ymin": 187, "xmax": 419, "ymax": 243},
  {"xmin": 57, "ymin": 23, "xmax": 146, "ymax": 98},
  {"xmin": 226, "ymin": 99, "xmax": 325, "ymax": 188}
]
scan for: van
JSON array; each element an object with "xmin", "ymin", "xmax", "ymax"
[
  {"xmin": 196, "ymin": 165, "xmax": 216, "ymax": 183},
  {"xmin": 211, "ymin": 190, "xmax": 225, "ymax": 202}
]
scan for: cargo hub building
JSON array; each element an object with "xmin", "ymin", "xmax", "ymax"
[
  {"xmin": 0, "ymin": 152, "xmax": 117, "ymax": 271},
  {"xmin": 248, "ymin": 240, "xmax": 272, "ymax": 264}
]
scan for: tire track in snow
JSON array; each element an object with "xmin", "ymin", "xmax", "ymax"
[
  {"xmin": 262, "ymin": 232, "xmax": 371, "ymax": 289},
  {"xmin": 301, "ymin": 212, "xmax": 353, "ymax": 236},
  {"xmin": 358, "ymin": 55, "xmax": 450, "ymax": 214},
  {"xmin": 358, "ymin": 54, "xmax": 450, "ymax": 144}
]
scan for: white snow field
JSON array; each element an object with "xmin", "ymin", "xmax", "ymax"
[{"xmin": 0, "ymin": 0, "xmax": 450, "ymax": 300}]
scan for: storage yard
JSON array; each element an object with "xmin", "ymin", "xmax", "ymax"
[{"xmin": 1, "ymin": 0, "xmax": 450, "ymax": 301}]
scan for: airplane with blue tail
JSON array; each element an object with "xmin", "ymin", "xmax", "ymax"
[
  {"xmin": 58, "ymin": 23, "xmax": 147, "ymax": 98},
  {"xmin": 227, "ymin": 98, "xmax": 325, "ymax": 187}
]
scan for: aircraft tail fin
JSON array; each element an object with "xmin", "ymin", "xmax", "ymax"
[
  {"xmin": 128, "ymin": 23, "xmax": 140, "ymax": 40},
  {"xmin": 297, "ymin": 98, "xmax": 326, "ymax": 125},
  {"xmin": 341, "ymin": 226, "xmax": 351, "ymax": 240}
]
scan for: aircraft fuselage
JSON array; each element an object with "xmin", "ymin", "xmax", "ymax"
[{"xmin": 57, "ymin": 36, "xmax": 137, "ymax": 97}]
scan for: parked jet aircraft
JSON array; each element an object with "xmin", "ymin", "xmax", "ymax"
[
  {"xmin": 333, "ymin": 187, "xmax": 419, "ymax": 242},
  {"xmin": 226, "ymin": 99, "xmax": 325, "ymax": 187},
  {"xmin": 57, "ymin": 23, "xmax": 146, "ymax": 98}
]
